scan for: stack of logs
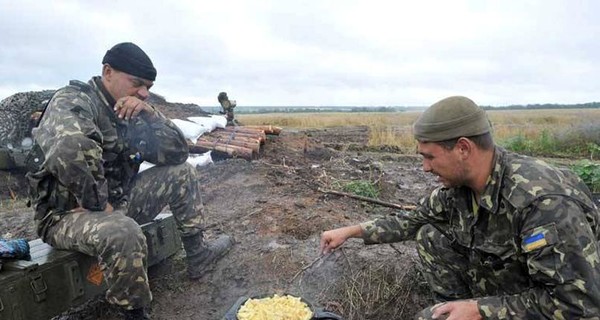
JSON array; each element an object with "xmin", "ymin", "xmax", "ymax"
[{"xmin": 188, "ymin": 125, "xmax": 282, "ymax": 160}]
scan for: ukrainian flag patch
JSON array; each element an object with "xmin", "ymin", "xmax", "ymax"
[{"xmin": 523, "ymin": 233, "xmax": 548, "ymax": 252}]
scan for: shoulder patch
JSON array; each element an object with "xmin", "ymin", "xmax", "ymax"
[
  {"xmin": 521, "ymin": 223, "xmax": 558, "ymax": 253},
  {"xmin": 523, "ymin": 233, "xmax": 547, "ymax": 251}
]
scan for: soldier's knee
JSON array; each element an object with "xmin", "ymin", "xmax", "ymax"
[
  {"xmin": 169, "ymin": 162, "xmax": 198, "ymax": 181},
  {"xmin": 416, "ymin": 224, "xmax": 453, "ymax": 260},
  {"xmin": 416, "ymin": 224, "xmax": 439, "ymax": 247},
  {"xmin": 97, "ymin": 216, "xmax": 146, "ymax": 251}
]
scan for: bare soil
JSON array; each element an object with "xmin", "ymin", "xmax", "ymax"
[{"xmin": 0, "ymin": 123, "xmax": 439, "ymax": 319}]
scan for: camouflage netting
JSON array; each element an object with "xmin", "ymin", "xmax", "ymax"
[{"xmin": 0, "ymin": 90, "xmax": 56, "ymax": 149}]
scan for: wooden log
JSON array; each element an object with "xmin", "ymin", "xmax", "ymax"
[
  {"xmin": 188, "ymin": 144, "xmax": 230, "ymax": 159},
  {"xmin": 195, "ymin": 139, "xmax": 255, "ymax": 160},
  {"xmin": 202, "ymin": 136, "xmax": 260, "ymax": 154},
  {"xmin": 214, "ymin": 128, "xmax": 266, "ymax": 143},
  {"xmin": 207, "ymin": 133, "xmax": 261, "ymax": 145},
  {"xmin": 242, "ymin": 125, "xmax": 283, "ymax": 135},
  {"xmin": 189, "ymin": 141, "xmax": 254, "ymax": 160},
  {"xmin": 208, "ymin": 135, "xmax": 262, "ymax": 147},
  {"xmin": 222, "ymin": 126, "xmax": 268, "ymax": 139},
  {"xmin": 223, "ymin": 126, "xmax": 264, "ymax": 133},
  {"xmin": 209, "ymin": 129, "xmax": 263, "ymax": 140},
  {"xmin": 203, "ymin": 142, "xmax": 253, "ymax": 160}
]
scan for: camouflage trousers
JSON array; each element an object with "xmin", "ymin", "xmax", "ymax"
[{"xmin": 45, "ymin": 162, "xmax": 203, "ymax": 310}]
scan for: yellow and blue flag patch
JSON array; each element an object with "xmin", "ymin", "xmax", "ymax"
[{"xmin": 523, "ymin": 232, "xmax": 547, "ymax": 252}]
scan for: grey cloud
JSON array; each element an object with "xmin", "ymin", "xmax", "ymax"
[{"xmin": 1, "ymin": 1, "xmax": 600, "ymax": 106}]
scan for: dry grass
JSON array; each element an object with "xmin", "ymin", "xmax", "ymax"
[
  {"xmin": 239, "ymin": 112, "xmax": 421, "ymax": 152},
  {"xmin": 322, "ymin": 250, "xmax": 431, "ymax": 320},
  {"xmin": 239, "ymin": 112, "xmax": 418, "ymax": 129},
  {"xmin": 488, "ymin": 109, "xmax": 600, "ymax": 141},
  {"xmin": 239, "ymin": 109, "xmax": 600, "ymax": 157}
]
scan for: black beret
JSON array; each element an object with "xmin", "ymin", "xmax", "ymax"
[{"xmin": 102, "ymin": 42, "xmax": 157, "ymax": 81}]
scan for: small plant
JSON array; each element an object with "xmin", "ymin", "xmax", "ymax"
[
  {"xmin": 571, "ymin": 160, "xmax": 600, "ymax": 193},
  {"xmin": 588, "ymin": 143, "xmax": 600, "ymax": 160},
  {"xmin": 537, "ymin": 129, "xmax": 555, "ymax": 154},
  {"xmin": 501, "ymin": 134, "xmax": 532, "ymax": 154},
  {"xmin": 341, "ymin": 180, "xmax": 379, "ymax": 198},
  {"xmin": 501, "ymin": 129, "xmax": 584, "ymax": 157}
]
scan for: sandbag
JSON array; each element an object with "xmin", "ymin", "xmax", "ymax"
[
  {"xmin": 187, "ymin": 116, "xmax": 219, "ymax": 132},
  {"xmin": 171, "ymin": 119, "xmax": 209, "ymax": 143},
  {"xmin": 138, "ymin": 151, "xmax": 213, "ymax": 173}
]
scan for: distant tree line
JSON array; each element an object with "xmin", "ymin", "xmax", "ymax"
[
  {"xmin": 481, "ymin": 102, "xmax": 600, "ymax": 110},
  {"xmin": 198, "ymin": 102, "xmax": 600, "ymax": 114},
  {"xmin": 200, "ymin": 106, "xmax": 411, "ymax": 114}
]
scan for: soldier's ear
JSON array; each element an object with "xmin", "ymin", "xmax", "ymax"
[
  {"xmin": 455, "ymin": 138, "xmax": 471, "ymax": 159},
  {"xmin": 102, "ymin": 64, "xmax": 114, "ymax": 79}
]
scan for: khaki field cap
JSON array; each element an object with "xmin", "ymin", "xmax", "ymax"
[{"xmin": 413, "ymin": 96, "xmax": 491, "ymax": 142}]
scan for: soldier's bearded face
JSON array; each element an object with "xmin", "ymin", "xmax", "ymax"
[{"xmin": 417, "ymin": 141, "xmax": 467, "ymax": 188}]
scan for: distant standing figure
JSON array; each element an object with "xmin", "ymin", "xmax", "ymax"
[{"xmin": 218, "ymin": 91, "xmax": 241, "ymax": 126}]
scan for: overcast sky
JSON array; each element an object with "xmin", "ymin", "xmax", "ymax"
[{"xmin": 1, "ymin": 1, "xmax": 598, "ymax": 107}]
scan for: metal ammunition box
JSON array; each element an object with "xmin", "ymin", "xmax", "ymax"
[{"xmin": 0, "ymin": 213, "xmax": 181, "ymax": 320}]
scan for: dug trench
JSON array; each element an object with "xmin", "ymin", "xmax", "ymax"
[{"xmin": 0, "ymin": 125, "xmax": 438, "ymax": 319}]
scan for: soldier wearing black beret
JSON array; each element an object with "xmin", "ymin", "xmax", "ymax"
[{"xmin": 28, "ymin": 42, "xmax": 233, "ymax": 320}]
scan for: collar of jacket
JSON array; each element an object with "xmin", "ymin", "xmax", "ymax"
[
  {"xmin": 90, "ymin": 76, "xmax": 117, "ymax": 108},
  {"xmin": 478, "ymin": 146, "xmax": 507, "ymax": 214}
]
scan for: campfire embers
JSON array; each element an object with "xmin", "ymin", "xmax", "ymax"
[{"xmin": 188, "ymin": 125, "xmax": 282, "ymax": 160}]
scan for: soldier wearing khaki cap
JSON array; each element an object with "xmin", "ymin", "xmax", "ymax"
[{"xmin": 320, "ymin": 96, "xmax": 600, "ymax": 319}]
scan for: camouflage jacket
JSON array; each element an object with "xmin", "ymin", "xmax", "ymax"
[
  {"xmin": 361, "ymin": 147, "xmax": 600, "ymax": 319},
  {"xmin": 27, "ymin": 77, "xmax": 188, "ymax": 238}
]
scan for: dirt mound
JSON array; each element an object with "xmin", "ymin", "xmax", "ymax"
[
  {"xmin": 1, "ymin": 124, "xmax": 437, "ymax": 319},
  {"xmin": 147, "ymin": 92, "xmax": 210, "ymax": 120}
]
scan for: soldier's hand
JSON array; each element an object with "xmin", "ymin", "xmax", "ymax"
[
  {"xmin": 114, "ymin": 96, "xmax": 155, "ymax": 120},
  {"xmin": 431, "ymin": 300, "xmax": 481, "ymax": 320},
  {"xmin": 319, "ymin": 225, "xmax": 363, "ymax": 255}
]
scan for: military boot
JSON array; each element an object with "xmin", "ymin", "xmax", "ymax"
[
  {"xmin": 182, "ymin": 233, "xmax": 233, "ymax": 279},
  {"xmin": 124, "ymin": 308, "xmax": 150, "ymax": 320}
]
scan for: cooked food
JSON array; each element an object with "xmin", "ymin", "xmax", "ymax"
[{"xmin": 237, "ymin": 294, "xmax": 313, "ymax": 320}]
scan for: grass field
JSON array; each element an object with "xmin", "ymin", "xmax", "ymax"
[{"xmin": 239, "ymin": 109, "xmax": 600, "ymax": 159}]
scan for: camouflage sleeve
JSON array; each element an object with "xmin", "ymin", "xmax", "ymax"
[
  {"xmin": 36, "ymin": 89, "xmax": 108, "ymax": 211},
  {"xmin": 477, "ymin": 196, "xmax": 600, "ymax": 319},
  {"xmin": 134, "ymin": 107, "xmax": 188, "ymax": 165},
  {"xmin": 361, "ymin": 187, "xmax": 450, "ymax": 244}
]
